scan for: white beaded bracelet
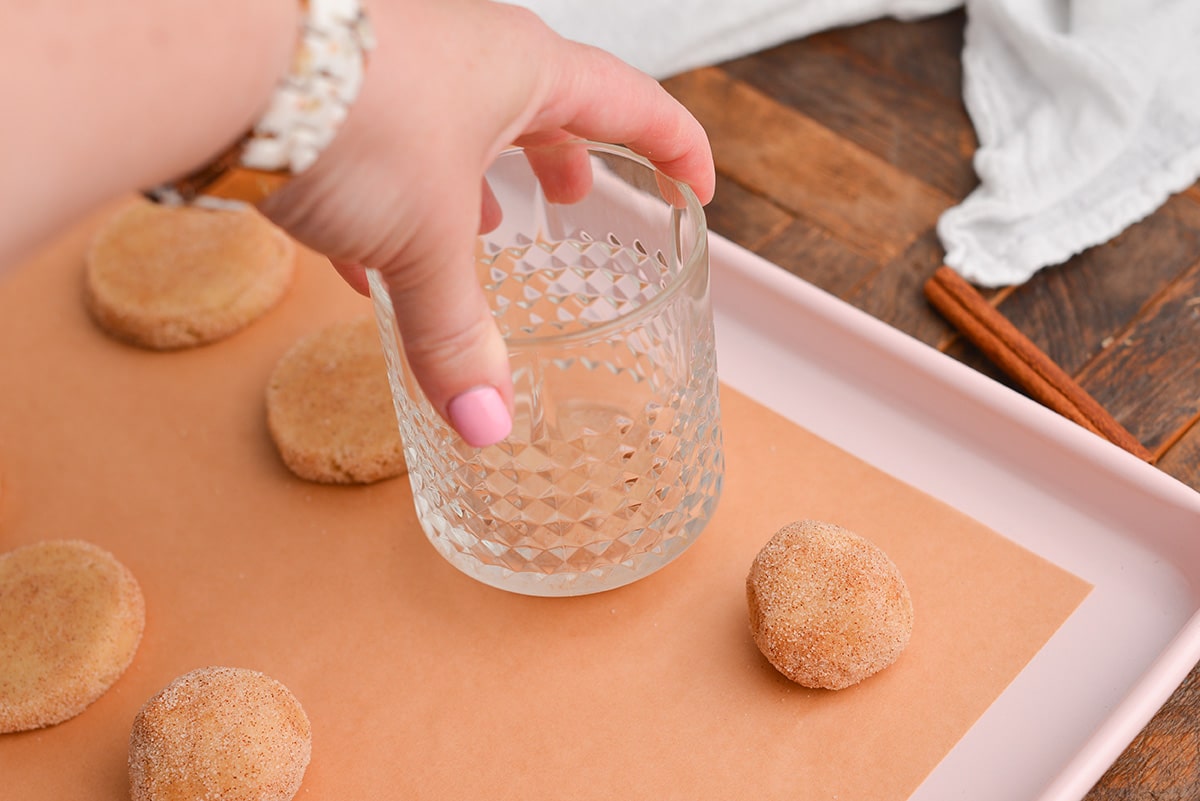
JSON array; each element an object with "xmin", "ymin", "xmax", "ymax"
[{"xmin": 145, "ymin": 0, "xmax": 375, "ymax": 208}]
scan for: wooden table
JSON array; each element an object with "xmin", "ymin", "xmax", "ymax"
[{"xmin": 662, "ymin": 10, "xmax": 1200, "ymax": 800}]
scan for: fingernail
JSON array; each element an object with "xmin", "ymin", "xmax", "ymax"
[{"xmin": 447, "ymin": 386, "xmax": 512, "ymax": 447}]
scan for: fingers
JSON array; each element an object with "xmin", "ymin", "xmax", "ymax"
[
  {"xmin": 330, "ymin": 259, "xmax": 369, "ymax": 297},
  {"xmin": 522, "ymin": 140, "xmax": 593, "ymax": 204},
  {"xmin": 377, "ymin": 173, "xmax": 514, "ymax": 448},
  {"xmin": 479, "ymin": 178, "xmax": 502, "ymax": 234},
  {"xmin": 523, "ymin": 41, "xmax": 715, "ymax": 204}
]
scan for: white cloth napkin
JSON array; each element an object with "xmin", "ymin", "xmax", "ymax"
[{"xmin": 513, "ymin": 0, "xmax": 1200, "ymax": 287}]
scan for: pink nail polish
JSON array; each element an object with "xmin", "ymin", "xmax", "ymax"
[{"xmin": 447, "ymin": 386, "xmax": 512, "ymax": 447}]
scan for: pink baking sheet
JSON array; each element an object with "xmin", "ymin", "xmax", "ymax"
[
  {"xmin": 0, "ymin": 202, "xmax": 1197, "ymax": 801},
  {"xmin": 706, "ymin": 233, "xmax": 1200, "ymax": 800},
  {"xmin": 0, "ymin": 204, "xmax": 1094, "ymax": 801}
]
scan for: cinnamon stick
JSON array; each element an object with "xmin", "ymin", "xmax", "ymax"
[{"xmin": 924, "ymin": 265, "xmax": 1154, "ymax": 462}]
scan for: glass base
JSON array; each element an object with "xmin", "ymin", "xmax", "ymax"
[{"xmin": 421, "ymin": 516, "xmax": 712, "ymax": 597}]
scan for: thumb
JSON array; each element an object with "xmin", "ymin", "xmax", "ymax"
[{"xmin": 378, "ymin": 183, "xmax": 513, "ymax": 448}]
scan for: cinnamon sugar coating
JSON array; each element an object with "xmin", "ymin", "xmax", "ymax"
[
  {"xmin": 746, "ymin": 520, "xmax": 913, "ymax": 690},
  {"xmin": 129, "ymin": 666, "xmax": 312, "ymax": 801}
]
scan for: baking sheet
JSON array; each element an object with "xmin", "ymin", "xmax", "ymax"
[
  {"xmin": 1, "ymin": 204, "xmax": 1096, "ymax": 801},
  {"xmin": 0, "ymin": 203, "xmax": 1196, "ymax": 800},
  {"xmin": 707, "ymin": 234, "xmax": 1200, "ymax": 800}
]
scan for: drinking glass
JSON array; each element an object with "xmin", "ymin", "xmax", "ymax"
[{"xmin": 368, "ymin": 141, "xmax": 723, "ymax": 596}]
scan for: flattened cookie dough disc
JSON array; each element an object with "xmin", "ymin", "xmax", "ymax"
[
  {"xmin": 84, "ymin": 201, "xmax": 295, "ymax": 349},
  {"xmin": 129, "ymin": 666, "xmax": 312, "ymax": 801},
  {"xmin": 746, "ymin": 520, "xmax": 914, "ymax": 690},
  {"xmin": 0, "ymin": 539, "xmax": 146, "ymax": 732},
  {"xmin": 266, "ymin": 316, "xmax": 407, "ymax": 484}
]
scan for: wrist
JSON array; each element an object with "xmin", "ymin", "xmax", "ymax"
[{"xmin": 145, "ymin": 0, "xmax": 375, "ymax": 209}]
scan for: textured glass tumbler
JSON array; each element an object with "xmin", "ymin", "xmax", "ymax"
[{"xmin": 368, "ymin": 142, "xmax": 724, "ymax": 596}]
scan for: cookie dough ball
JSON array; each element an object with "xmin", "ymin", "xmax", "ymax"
[
  {"xmin": 129, "ymin": 667, "xmax": 311, "ymax": 801},
  {"xmin": 84, "ymin": 200, "xmax": 295, "ymax": 349},
  {"xmin": 746, "ymin": 520, "xmax": 913, "ymax": 690},
  {"xmin": 266, "ymin": 316, "xmax": 407, "ymax": 484},
  {"xmin": 0, "ymin": 539, "xmax": 145, "ymax": 732}
]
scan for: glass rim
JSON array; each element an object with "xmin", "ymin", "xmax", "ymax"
[{"xmin": 489, "ymin": 140, "xmax": 709, "ymax": 351}]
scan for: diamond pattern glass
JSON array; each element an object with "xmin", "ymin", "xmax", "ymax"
[{"xmin": 369, "ymin": 143, "xmax": 724, "ymax": 596}]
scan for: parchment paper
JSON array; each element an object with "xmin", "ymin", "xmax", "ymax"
[{"xmin": 0, "ymin": 203, "xmax": 1091, "ymax": 800}]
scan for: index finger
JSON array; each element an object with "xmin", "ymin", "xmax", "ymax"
[{"xmin": 519, "ymin": 41, "xmax": 715, "ymax": 204}]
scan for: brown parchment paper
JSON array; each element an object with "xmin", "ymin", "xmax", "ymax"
[{"xmin": 0, "ymin": 204, "xmax": 1091, "ymax": 800}]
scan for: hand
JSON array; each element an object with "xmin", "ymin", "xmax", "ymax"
[{"xmin": 260, "ymin": 0, "xmax": 714, "ymax": 447}]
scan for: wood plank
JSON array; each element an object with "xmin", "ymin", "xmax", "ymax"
[
  {"xmin": 1076, "ymin": 257, "xmax": 1200, "ymax": 456},
  {"xmin": 990, "ymin": 192, "xmax": 1200, "ymax": 376},
  {"xmin": 1157, "ymin": 418, "xmax": 1200, "ymax": 492},
  {"xmin": 704, "ymin": 174, "xmax": 793, "ymax": 253},
  {"xmin": 721, "ymin": 25, "xmax": 977, "ymax": 199},
  {"xmin": 815, "ymin": 11, "xmax": 968, "ymax": 104},
  {"xmin": 754, "ymin": 216, "xmax": 877, "ymax": 299},
  {"xmin": 843, "ymin": 229, "xmax": 956, "ymax": 346},
  {"xmin": 664, "ymin": 68, "xmax": 952, "ymax": 265}
]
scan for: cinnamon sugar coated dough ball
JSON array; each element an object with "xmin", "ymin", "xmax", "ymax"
[
  {"xmin": 84, "ymin": 200, "xmax": 295, "ymax": 349},
  {"xmin": 129, "ymin": 667, "xmax": 312, "ymax": 801},
  {"xmin": 746, "ymin": 520, "xmax": 913, "ymax": 690},
  {"xmin": 266, "ymin": 316, "xmax": 407, "ymax": 484},
  {"xmin": 0, "ymin": 539, "xmax": 145, "ymax": 732}
]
